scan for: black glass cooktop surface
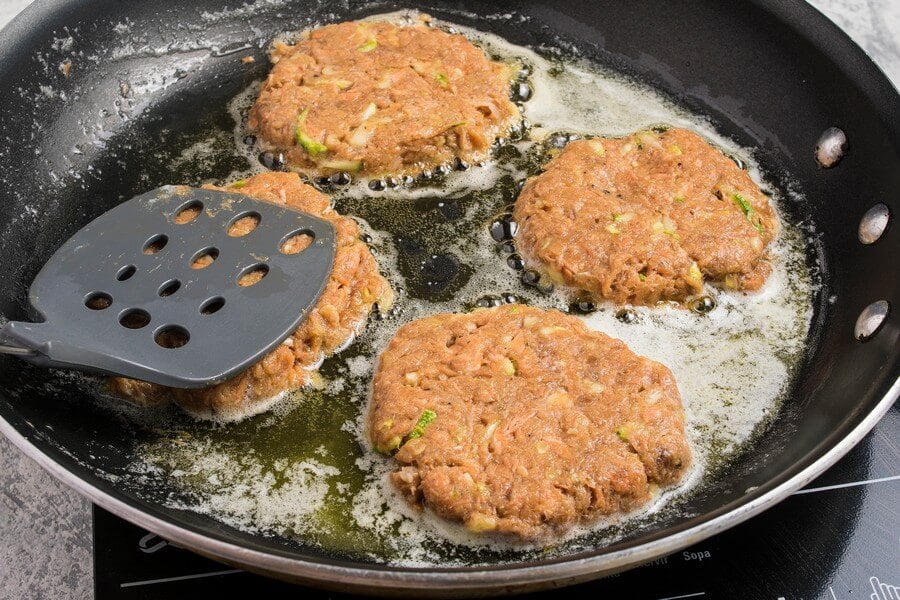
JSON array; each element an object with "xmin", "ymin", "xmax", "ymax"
[{"xmin": 94, "ymin": 403, "xmax": 899, "ymax": 600}]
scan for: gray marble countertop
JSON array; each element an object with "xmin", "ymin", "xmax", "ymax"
[{"xmin": 1, "ymin": 1, "xmax": 898, "ymax": 599}]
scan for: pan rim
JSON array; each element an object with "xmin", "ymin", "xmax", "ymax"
[
  {"xmin": 0, "ymin": 0, "xmax": 898, "ymax": 591},
  {"xmin": 2, "ymin": 382, "xmax": 897, "ymax": 590}
]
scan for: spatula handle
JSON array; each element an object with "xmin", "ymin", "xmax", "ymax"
[
  {"xmin": 0, "ymin": 343, "xmax": 35, "ymax": 356},
  {"xmin": 0, "ymin": 320, "xmax": 155, "ymax": 381},
  {"xmin": 0, "ymin": 323, "xmax": 39, "ymax": 356}
]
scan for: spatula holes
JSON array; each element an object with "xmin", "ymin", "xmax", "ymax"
[
  {"xmin": 227, "ymin": 212, "xmax": 261, "ymax": 237},
  {"xmin": 191, "ymin": 247, "xmax": 219, "ymax": 269},
  {"xmin": 200, "ymin": 296, "xmax": 225, "ymax": 315},
  {"xmin": 237, "ymin": 263, "xmax": 268, "ymax": 287},
  {"xmin": 280, "ymin": 229, "xmax": 314, "ymax": 254},
  {"xmin": 155, "ymin": 326, "xmax": 190, "ymax": 349},
  {"xmin": 119, "ymin": 309, "xmax": 150, "ymax": 329},
  {"xmin": 143, "ymin": 234, "xmax": 168, "ymax": 254},
  {"xmin": 84, "ymin": 292, "xmax": 112, "ymax": 310},
  {"xmin": 173, "ymin": 201, "xmax": 203, "ymax": 224},
  {"xmin": 158, "ymin": 279, "xmax": 181, "ymax": 297},
  {"xmin": 116, "ymin": 265, "xmax": 136, "ymax": 281}
]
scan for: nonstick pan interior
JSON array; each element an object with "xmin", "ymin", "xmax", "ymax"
[{"xmin": 0, "ymin": 0, "xmax": 897, "ymax": 595}]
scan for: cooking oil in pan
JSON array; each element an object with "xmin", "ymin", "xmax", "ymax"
[{"xmin": 114, "ymin": 12, "xmax": 817, "ymax": 565}]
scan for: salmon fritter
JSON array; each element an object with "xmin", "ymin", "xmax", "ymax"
[
  {"xmin": 249, "ymin": 19, "xmax": 521, "ymax": 177},
  {"xmin": 514, "ymin": 128, "xmax": 778, "ymax": 305},
  {"xmin": 368, "ymin": 304, "xmax": 691, "ymax": 540},
  {"xmin": 110, "ymin": 172, "xmax": 393, "ymax": 421}
]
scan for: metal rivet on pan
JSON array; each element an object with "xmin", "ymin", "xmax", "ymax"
[
  {"xmin": 858, "ymin": 203, "xmax": 890, "ymax": 244},
  {"xmin": 854, "ymin": 300, "xmax": 890, "ymax": 342},
  {"xmin": 815, "ymin": 127, "xmax": 848, "ymax": 168}
]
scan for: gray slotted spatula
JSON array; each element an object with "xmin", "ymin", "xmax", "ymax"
[{"xmin": 0, "ymin": 185, "xmax": 336, "ymax": 388}]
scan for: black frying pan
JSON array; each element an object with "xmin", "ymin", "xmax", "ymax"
[{"xmin": 0, "ymin": 0, "xmax": 897, "ymax": 596}]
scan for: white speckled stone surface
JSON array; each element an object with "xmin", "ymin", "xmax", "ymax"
[
  {"xmin": 810, "ymin": 0, "xmax": 900, "ymax": 83},
  {"xmin": 0, "ymin": 1, "xmax": 897, "ymax": 598}
]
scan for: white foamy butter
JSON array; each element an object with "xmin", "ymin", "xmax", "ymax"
[{"xmin": 119, "ymin": 10, "xmax": 815, "ymax": 566}]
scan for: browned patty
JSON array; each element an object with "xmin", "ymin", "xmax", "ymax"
[
  {"xmin": 368, "ymin": 304, "xmax": 691, "ymax": 540},
  {"xmin": 513, "ymin": 128, "xmax": 778, "ymax": 306},
  {"xmin": 249, "ymin": 19, "xmax": 520, "ymax": 177},
  {"xmin": 110, "ymin": 172, "xmax": 393, "ymax": 421}
]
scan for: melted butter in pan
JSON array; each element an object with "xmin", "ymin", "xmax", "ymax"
[{"xmin": 122, "ymin": 11, "xmax": 816, "ymax": 565}]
